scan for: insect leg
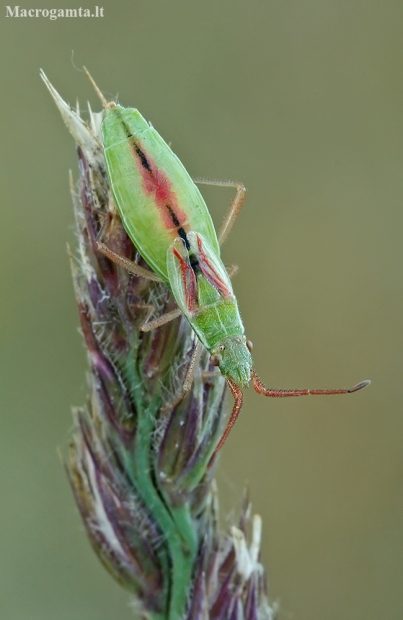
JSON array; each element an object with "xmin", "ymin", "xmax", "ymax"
[
  {"xmin": 94, "ymin": 210, "xmax": 164, "ymax": 282},
  {"xmin": 225, "ymin": 264, "xmax": 239, "ymax": 279},
  {"xmin": 251, "ymin": 371, "xmax": 371, "ymax": 397},
  {"xmin": 129, "ymin": 302, "xmax": 181, "ymax": 331},
  {"xmin": 139, "ymin": 307, "xmax": 182, "ymax": 332},
  {"xmin": 201, "ymin": 369, "xmax": 220, "ymax": 385},
  {"xmin": 161, "ymin": 340, "xmax": 204, "ymax": 412},
  {"xmin": 193, "ymin": 178, "xmax": 246, "ymax": 246}
]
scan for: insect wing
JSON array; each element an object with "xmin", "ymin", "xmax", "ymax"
[
  {"xmin": 173, "ymin": 240, "xmax": 198, "ymax": 315},
  {"xmin": 167, "ymin": 238, "xmax": 198, "ymax": 319},
  {"xmin": 167, "ymin": 232, "xmax": 234, "ymax": 320},
  {"xmin": 189, "ymin": 232, "xmax": 233, "ymax": 299}
]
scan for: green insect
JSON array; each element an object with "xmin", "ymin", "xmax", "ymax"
[{"xmin": 86, "ymin": 72, "xmax": 369, "ymax": 461}]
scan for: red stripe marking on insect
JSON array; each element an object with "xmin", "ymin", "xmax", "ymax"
[
  {"xmin": 129, "ymin": 139, "xmax": 189, "ymax": 234},
  {"xmin": 173, "ymin": 247, "xmax": 198, "ymax": 313},
  {"xmin": 196, "ymin": 234, "xmax": 232, "ymax": 298}
]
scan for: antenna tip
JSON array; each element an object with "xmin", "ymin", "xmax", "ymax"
[{"xmin": 348, "ymin": 379, "xmax": 371, "ymax": 393}]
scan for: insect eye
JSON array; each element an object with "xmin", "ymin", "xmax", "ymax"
[
  {"xmin": 246, "ymin": 339, "xmax": 253, "ymax": 352},
  {"xmin": 209, "ymin": 354, "xmax": 220, "ymax": 367}
]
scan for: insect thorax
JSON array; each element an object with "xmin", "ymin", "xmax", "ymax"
[{"xmin": 191, "ymin": 299, "xmax": 245, "ymax": 351}]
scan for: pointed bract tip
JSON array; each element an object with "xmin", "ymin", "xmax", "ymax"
[
  {"xmin": 39, "ymin": 69, "xmax": 53, "ymax": 91},
  {"xmin": 82, "ymin": 66, "xmax": 108, "ymax": 107},
  {"xmin": 348, "ymin": 379, "xmax": 371, "ymax": 393}
]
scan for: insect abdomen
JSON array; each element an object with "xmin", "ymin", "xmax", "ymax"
[{"xmin": 102, "ymin": 105, "xmax": 219, "ymax": 280}]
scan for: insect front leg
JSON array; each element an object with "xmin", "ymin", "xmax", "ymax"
[
  {"xmin": 201, "ymin": 369, "xmax": 220, "ymax": 386},
  {"xmin": 193, "ymin": 178, "xmax": 246, "ymax": 246}
]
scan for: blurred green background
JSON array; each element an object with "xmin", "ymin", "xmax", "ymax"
[{"xmin": 1, "ymin": 2, "xmax": 402, "ymax": 619}]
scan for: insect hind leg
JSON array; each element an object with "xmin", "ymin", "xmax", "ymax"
[{"xmin": 193, "ymin": 177, "xmax": 246, "ymax": 246}]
